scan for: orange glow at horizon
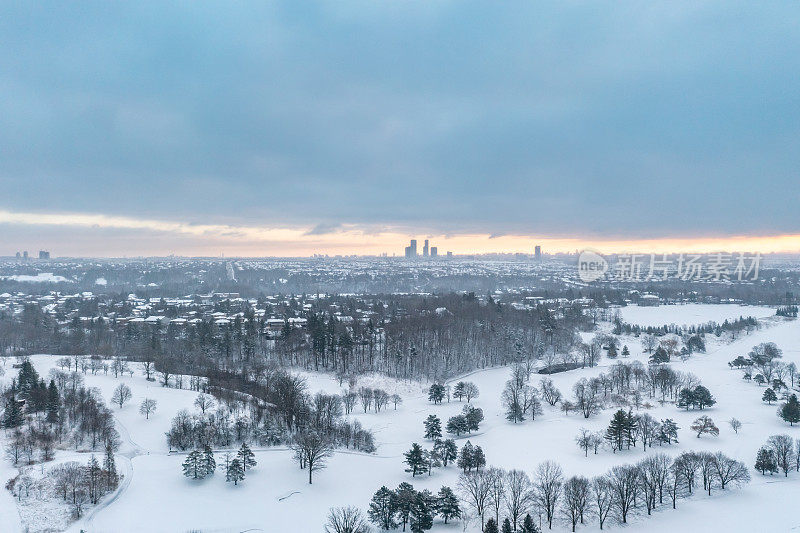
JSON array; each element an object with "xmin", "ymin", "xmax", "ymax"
[{"xmin": 2, "ymin": 209, "xmax": 800, "ymax": 256}]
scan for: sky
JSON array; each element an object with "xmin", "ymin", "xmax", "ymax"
[{"xmin": 1, "ymin": 2, "xmax": 799, "ymax": 257}]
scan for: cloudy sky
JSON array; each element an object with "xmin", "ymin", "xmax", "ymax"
[{"xmin": 2, "ymin": 2, "xmax": 799, "ymax": 256}]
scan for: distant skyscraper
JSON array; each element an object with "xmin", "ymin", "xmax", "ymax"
[
  {"xmin": 430, "ymin": 247, "xmax": 438, "ymax": 257},
  {"xmin": 405, "ymin": 239, "xmax": 418, "ymax": 258},
  {"xmin": 447, "ymin": 251, "xmax": 453, "ymax": 258},
  {"xmin": 38, "ymin": 250, "xmax": 50, "ymax": 259},
  {"xmin": 15, "ymin": 252, "xmax": 20, "ymax": 260},
  {"xmin": 423, "ymin": 239, "xmax": 429, "ymax": 257},
  {"xmin": 23, "ymin": 251, "xmax": 28, "ymax": 260},
  {"xmin": 534, "ymin": 245, "xmax": 542, "ymax": 260}
]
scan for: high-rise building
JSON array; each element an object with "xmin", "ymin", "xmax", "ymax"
[
  {"xmin": 38, "ymin": 250, "xmax": 50, "ymax": 260},
  {"xmin": 405, "ymin": 239, "xmax": 418, "ymax": 258},
  {"xmin": 423, "ymin": 239, "xmax": 429, "ymax": 257},
  {"xmin": 430, "ymin": 247, "xmax": 438, "ymax": 257},
  {"xmin": 23, "ymin": 251, "xmax": 28, "ymax": 260},
  {"xmin": 534, "ymin": 245, "xmax": 542, "ymax": 260},
  {"xmin": 15, "ymin": 252, "xmax": 20, "ymax": 260}
]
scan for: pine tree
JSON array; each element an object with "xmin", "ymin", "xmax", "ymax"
[
  {"xmin": 780, "ymin": 394, "xmax": 800, "ymax": 426},
  {"xmin": 693, "ymin": 386, "xmax": 716, "ymax": 409},
  {"xmin": 404, "ymin": 443, "xmax": 428, "ymax": 477},
  {"xmin": 183, "ymin": 450, "xmax": 204, "ymax": 479},
  {"xmin": 226, "ymin": 457, "xmax": 245, "ymax": 485},
  {"xmin": 484, "ymin": 518, "xmax": 499, "ymax": 533},
  {"xmin": 428, "ymin": 384, "xmax": 445, "ymax": 404},
  {"xmin": 604, "ymin": 410, "xmax": 629, "ymax": 452},
  {"xmin": 368, "ymin": 486, "xmax": 398, "ymax": 530},
  {"xmin": 202, "ymin": 444, "xmax": 216, "ymax": 475},
  {"xmin": 621, "ymin": 345, "xmax": 630, "ymax": 357},
  {"xmin": 2, "ymin": 392, "xmax": 23, "ymax": 429},
  {"xmin": 436, "ymin": 486, "xmax": 460, "ymax": 524},
  {"xmin": 457, "ymin": 441, "xmax": 474, "ymax": 472},
  {"xmin": 755, "ymin": 447, "xmax": 778, "ymax": 475},
  {"xmin": 472, "ymin": 445, "xmax": 486, "ymax": 470},
  {"xmin": 521, "ymin": 514, "xmax": 539, "ymax": 533},
  {"xmin": 45, "ymin": 380, "xmax": 60, "ymax": 424},
  {"xmin": 237, "ymin": 443, "xmax": 257, "ymax": 471},
  {"xmin": 103, "ymin": 441, "xmax": 119, "ymax": 490},
  {"xmin": 395, "ymin": 482, "xmax": 417, "ymax": 531},
  {"xmin": 502, "ymin": 518, "xmax": 513, "ymax": 533},
  {"xmin": 17, "ymin": 361, "xmax": 39, "ymax": 397},
  {"xmin": 424, "ymin": 415, "xmax": 442, "ymax": 440},
  {"xmin": 434, "ymin": 439, "xmax": 458, "ymax": 467},
  {"xmin": 659, "ymin": 419, "xmax": 679, "ymax": 445},
  {"xmin": 677, "ymin": 388, "xmax": 696, "ymax": 410},
  {"xmin": 409, "ymin": 490, "xmax": 434, "ymax": 533},
  {"xmin": 446, "ymin": 415, "xmax": 468, "ymax": 436},
  {"xmin": 763, "ymin": 388, "xmax": 778, "ymax": 404}
]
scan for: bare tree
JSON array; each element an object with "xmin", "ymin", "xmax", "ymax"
[
  {"xmin": 324, "ymin": 506, "xmax": 371, "ymax": 533},
  {"xmin": 534, "ymin": 460, "xmax": 563, "ymax": 530},
  {"xmin": 139, "ymin": 398, "xmax": 158, "ymax": 419},
  {"xmin": 504, "ymin": 469, "xmax": 535, "ymax": 531},
  {"xmin": 194, "ymin": 394, "xmax": 215, "ymax": 414},
  {"xmin": 562, "ymin": 475, "xmax": 590, "ymax": 532},
  {"xmin": 110, "ymin": 384, "xmax": 132, "ymax": 409},
  {"xmin": 728, "ymin": 418, "xmax": 742, "ymax": 434},
  {"xmin": 291, "ymin": 431, "xmax": 333, "ymax": 484},
  {"xmin": 769, "ymin": 434, "xmax": 795, "ymax": 477},
  {"xmin": 711, "ymin": 452, "xmax": 750, "ymax": 489},
  {"xmin": 458, "ymin": 470, "xmax": 491, "ymax": 530},
  {"xmin": 608, "ymin": 464, "xmax": 638, "ymax": 523},
  {"xmin": 591, "ymin": 476, "xmax": 614, "ymax": 530},
  {"xmin": 486, "ymin": 467, "xmax": 506, "ymax": 526}
]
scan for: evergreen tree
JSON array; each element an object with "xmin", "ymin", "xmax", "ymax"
[
  {"xmin": 484, "ymin": 518, "xmax": 499, "ymax": 533},
  {"xmin": 428, "ymin": 384, "xmax": 445, "ymax": 405},
  {"xmin": 423, "ymin": 415, "xmax": 442, "ymax": 440},
  {"xmin": 453, "ymin": 382, "xmax": 466, "ymax": 401},
  {"xmin": 521, "ymin": 514, "xmax": 539, "ymax": 533},
  {"xmin": 463, "ymin": 405, "xmax": 484, "ymax": 432},
  {"xmin": 763, "ymin": 388, "xmax": 778, "ymax": 404},
  {"xmin": 202, "ymin": 444, "xmax": 216, "ymax": 475},
  {"xmin": 434, "ymin": 439, "xmax": 458, "ymax": 467},
  {"xmin": 472, "ymin": 445, "xmax": 486, "ymax": 470},
  {"xmin": 658, "ymin": 419, "xmax": 679, "ymax": 445},
  {"xmin": 457, "ymin": 441, "xmax": 474, "ymax": 472},
  {"xmin": 45, "ymin": 380, "xmax": 60, "ymax": 423},
  {"xmin": 436, "ymin": 486, "xmax": 460, "ymax": 524},
  {"xmin": 677, "ymin": 388, "xmax": 696, "ymax": 410},
  {"xmin": 17, "ymin": 361, "xmax": 39, "ymax": 397},
  {"xmin": 368, "ymin": 486, "xmax": 398, "ymax": 530},
  {"xmin": 395, "ymin": 482, "xmax": 417, "ymax": 531},
  {"xmin": 502, "ymin": 518, "xmax": 513, "ymax": 533},
  {"xmin": 780, "ymin": 394, "xmax": 800, "ymax": 426},
  {"xmin": 693, "ymin": 386, "xmax": 716, "ymax": 409},
  {"xmin": 755, "ymin": 447, "xmax": 778, "ymax": 475},
  {"xmin": 2, "ymin": 391, "xmax": 23, "ymax": 429},
  {"xmin": 446, "ymin": 415, "xmax": 468, "ymax": 436},
  {"xmin": 103, "ymin": 441, "xmax": 119, "ymax": 490},
  {"xmin": 237, "ymin": 443, "xmax": 257, "ymax": 471},
  {"xmin": 621, "ymin": 345, "xmax": 630, "ymax": 357},
  {"xmin": 404, "ymin": 443, "xmax": 428, "ymax": 477},
  {"xmin": 183, "ymin": 450, "xmax": 204, "ymax": 479},
  {"xmin": 649, "ymin": 346, "xmax": 669, "ymax": 364},
  {"xmin": 604, "ymin": 410, "xmax": 629, "ymax": 452},
  {"xmin": 409, "ymin": 490, "xmax": 434, "ymax": 532},
  {"xmin": 226, "ymin": 457, "xmax": 245, "ymax": 485}
]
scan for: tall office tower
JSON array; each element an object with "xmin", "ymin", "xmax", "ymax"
[
  {"xmin": 423, "ymin": 239, "xmax": 429, "ymax": 257},
  {"xmin": 410, "ymin": 239, "xmax": 417, "ymax": 256},
  {"xmin": 23, "ymin": 251, "xmax": 28, "ymax": 260},
  {"xmin": 534, "ymin": 245, "xmax": 542, "ymax": 260},
  {"xmin": 39, "ymin": 250, "xmax": 50, "ymax": 259},
  {"xmin": 430, "ymin": 247, "xmax": 438, "ymax": 257}
]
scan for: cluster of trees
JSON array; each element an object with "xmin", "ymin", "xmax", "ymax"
[
  {"xmin": 3, "ymin": 359, "xmax": 121, "ymax": 470},
  {"xmin": 182, "ymin": 442, "xmax": 256, "ymax": 486},
  {"xmin": 613, "ymin": 315, "xmax": 758, "ymax": 339},
  {"xmin": 29, "ymin": 445, "xmax": 119, "ymax": 518},
  {"xmin": 776, "ymin": 305, "xmax": 798, "ymax": 317},
  {"xmin": 676, "ymin": 385, "xmax": 716, "ymax": 410},
  {"xmin": 403, "ymin": 439, "xmax": 484, "ymax": 477},
  {"xmin": 456, "ymin": 452, "xmax": 748, "ymax": 532},
  {"xmin": 367, "ymin": 483, "xmax": 461, "ymax": 532},
  {"xmin": 735, "ymin": 342, "xmax": 794, "ymax": 388},
  {"xmin": 344, "ymin": 387, "xmax": 401, "ymax": 415},
  {"xmin": 599, "ymin": 410, "xmax": 681, "ymax": 453},
  {"xmin": 501, "ymin": 366, "xmax": 544, "ymax": 424},
  {"xmin": 754, "ymin": 434, "xmax": 800, "ymax": 477}
]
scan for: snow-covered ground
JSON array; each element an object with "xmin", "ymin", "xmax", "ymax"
[
  {"xmin": 1, "ymin": 307, "xmax": 799, "ymax": 532},
  {"xmin": 615, "ymin": 303, "xmax": 775, "ymax": 328}
]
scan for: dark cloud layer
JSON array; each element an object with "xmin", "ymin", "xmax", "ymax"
[{"xmin": 1, "ymin": 1, "xmax": 799, "ymax": 240}]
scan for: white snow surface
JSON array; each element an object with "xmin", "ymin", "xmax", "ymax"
[
  {"xmin": 1, "ymin": 273, "xmax": 71, "ymax": 283},
  {"xmin": 615, "ymin": 303, "xmax": 775, "ymax": 328},
  {"xmin": 1, "ymin": 309, "xmax": 799, "ymax": 532}
]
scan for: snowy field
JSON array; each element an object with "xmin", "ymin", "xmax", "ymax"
[
  {"xmin": 1, "ymin": 312, "xmax": 800, "ymax": 531},
  {"xmin": 615, "ymin": 303, "xmax": 775, "ymax": 328}
]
